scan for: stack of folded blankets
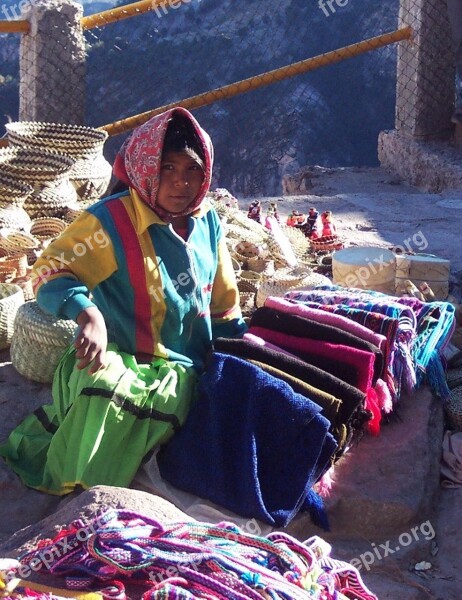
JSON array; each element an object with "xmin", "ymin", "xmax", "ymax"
[{"xmin": 158, "ymin": 283, "xmax": 455, "ymax": 528}]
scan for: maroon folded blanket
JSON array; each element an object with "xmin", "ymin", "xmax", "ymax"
[{"xmin": 249, "ymin": 325, "xmax": 375, "ymax": 395}]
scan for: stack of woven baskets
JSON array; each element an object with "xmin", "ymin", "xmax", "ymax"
[
  {"xmin": 5, "ymin": 121, "xmax": 112, "ymax": 205},
  {"xmin": 0, "ymin": 122, "xmax": 111, "ymax": 382},
  {"xmin": 0, "ymin": 121, "xmax": 112, "ymax": 301},
  {"xmin": 0, "ymin": 174, "xmax": 35, "ymax": 299},
  {"xmin": 0, "ymin": 172, "xmax": 70, "ymax": 300},
  {"xmin": 208, "ymin": 192, "xmax": 331, "ymax": 317},
  {"xmin": 0, "ymin": 146, "xmax": 77, "ymax": 220}
]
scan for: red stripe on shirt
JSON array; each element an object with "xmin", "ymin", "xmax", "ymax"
[
  {"xmin": 211, "ymin": 306, "xmax": 238, "ymax": 319},
  {"xmin": 107, "ymin": 200, "xmax": 154, "ymax": 354},
  {"xmin": 32, "ymin": 268, "xmax": 76, "ymax": 293}
]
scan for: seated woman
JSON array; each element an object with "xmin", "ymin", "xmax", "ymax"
[{"xmin": 0, "ymin": 107, "xmax": 247, "ymax": 495}]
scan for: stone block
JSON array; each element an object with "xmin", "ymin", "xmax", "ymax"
[{"xmin": 378, "ymin": 129, "xmax": 462, "ymax": 192}]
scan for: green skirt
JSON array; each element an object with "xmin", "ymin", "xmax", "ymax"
[{"xmin": 0, "ymin": 343, "xmax": 197, "ymax": 495}]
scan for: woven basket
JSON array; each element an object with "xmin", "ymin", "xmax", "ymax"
[
  {"xmin": 62, "ymin": 204, "xmax": 85, "ymax": 223},
  {"xmin": 208, "ymin": 197, "xmax": 233, "ymax": 219},
  {"xmin": 11, "ymin": 301, "xmax": 78, "ymax": 383},
  {"xmin": 11, "ymin": 274, "xmax": 34, "ymax": 301},
  {"xmin": 229, "ymin": 209, "xmax": 267, "ymax": 237},
  {"xmin": 445, "ymin": 386, "xmax": 462, "ymax": 431},
  {"xmin": 30, "ymin": 217, "xmax": 67, "ymax": 241},
  {"xmin": 239, "ymin": 291, "xmax": 256, "ymax": 317},
  {"xmin": 6, "ymin": 122, "xmax": 111, "ymax": 202},
  {"xmin": 0, "ymin": 249, "xmax": 28, "ymax": 278},
  {"xmin": 247, "ymin": 256, "xmax": 275, "ymax": 276},
  {"xmin": 0, "ymin": 283, "xmax": 25, "ymax": 350},
  {"xmin": 0, "ymin": 173, "xmax": 33, "ymax": 208},
  {"xmin": 0, "ymin": 146, "xmax": 74, "ymax": 185},
  {"xmin": 0, "ymin": 230, "xmax": 40, "ymax": 256},
  {"xmin": 0, "ymin": 264, "xmax": 17, "ymax": 283},
  {"xmin": 267, "ymin": 265, "xmax": 313, "ymax": 287},
  {"xmin": 237, "ymin": 270, "xmax": 261, "ymax": 295},
  {"xmin": 256, "ymin": 279, "xmax": 297, "ymax": 308},
  {"xmin": 0, "ymin": 147, "xmax": 78, "ymax": 218},
  {"xmin": 25, "ymin": 180, "xmax": 80, "ymax": 220},
  {"xmin": 310, "ymin": 235, "xmax": 345, "ymax": 253},
  {"xmin": 265, "ymin": 232, "xmax": 298, "ymax": 268},
  {"xmin": 0, "ymin": 174, "xmax": 33, "ymax": 233},
  {"xmin": 256, "ymin": 271, "xmax": 331, "ymax": 308},
  {"xmin": 226, "ymin": 223, "xmax": 266, "ymax": 245},
  {"xmin": 281, "ymin": 224, "xmax": 310, "ymax": 259},
  {"xmin": 231, "ymin": 256, "xmax": 242, "ymax": 279},
  {"xmin": 0, "ymin": 204, "xmax": 31, "ymax": 234},
  {"xmin": 233, "ymin": 241, "xmax": 267, "ymax": 260}
]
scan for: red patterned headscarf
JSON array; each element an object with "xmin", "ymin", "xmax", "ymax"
[{"xmin": 113, "ymin": 107, "xmax": 214, "ymax": 221}]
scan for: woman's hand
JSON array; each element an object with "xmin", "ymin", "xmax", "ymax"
[{"xmin": 74, "ymin": 307, "xmax": 108, "ymax": 374}]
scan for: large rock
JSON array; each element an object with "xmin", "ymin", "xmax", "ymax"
[
  {"xmin": 287, "ymin": 386, "xmax": 443, "ymax": 541},
  {"xmin": 0, "ymin": 350, "xmax": 58, "ymax": 544},
  {"xmin": 0, "ymin": 485, "xmax": 190, "ymax": 557}
]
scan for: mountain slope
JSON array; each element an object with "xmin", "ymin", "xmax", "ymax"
[{"xmin": 1, "ymin": 0, "xmax": 400, "ymax": 194}]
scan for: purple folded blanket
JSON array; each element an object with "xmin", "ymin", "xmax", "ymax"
[{"xmin": 158, "ymin": 352, "xmax": 337, "ymax": 527}]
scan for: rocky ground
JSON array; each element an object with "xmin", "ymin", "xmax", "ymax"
[{"xmin": 1, "ymin": 165, "xmax": 462, "ymax": 599}]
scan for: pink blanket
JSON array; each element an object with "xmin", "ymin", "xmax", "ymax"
[
  {"xmin": 266, "ymin": 296, "xmax": 387, "ymax": 356},
  {"xmin": 248, "ymin": 325, "xmax": 382, "ymax": 435}
]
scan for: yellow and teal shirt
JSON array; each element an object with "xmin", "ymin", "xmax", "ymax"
[{"xmin": 32, "ymin": 189, "xmax": 247, "ymax": 369}]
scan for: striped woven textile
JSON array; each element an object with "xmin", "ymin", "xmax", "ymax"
[{"xmin": 18, "ymin": 509, "xmax": 378, "ymax": 600}]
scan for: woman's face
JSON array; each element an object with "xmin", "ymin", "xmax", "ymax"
[{"xmin": 157, "ymin": 150, "xmax": 204, "ymax": 215}]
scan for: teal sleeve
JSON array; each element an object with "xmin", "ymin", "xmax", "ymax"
[
  {"xmin": 36, "ymin": 277, "xmax": 96, "ymax": 321},
  {"xmin": 212, "ymin": 317, "xmax": 248, "ymax": 341}
]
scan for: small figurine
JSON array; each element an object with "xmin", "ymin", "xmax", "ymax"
[
  {"xmin": 321, "ymin": 210, "xmax": 336, "ymax": 237},
  {"xmin": 305, "ymin": 206, "xmax": 320, "ymax": 238},
  {"xmin": 247, "ymin": 200, "xmax": 262, "ymax": 223},
  {"xmin": 419, "ymin": 281, "xmax": 435, "ymax": 301},
  {"xmin": 267, "ymin": 200, "xmax": 280, "ymax": 222},
  {"xmin": 286, "ymin": 209, "xmax": 306, "ymax": 228},
  {"xmin": 286, "ymin": 209, "xmax": 300, "ymax": 227}
]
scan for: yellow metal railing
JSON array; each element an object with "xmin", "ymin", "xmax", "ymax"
[
  {"xmin": 81, "ymin": 0, "xmax": 190, "ymax": 30},
  {"xmin": 0, "ymin": 0, "xmax": 190, "ymax": 35},
  {"xmin": 0, "ymin": 25, "xmax": 412, "ymax": 149},
  {"xmin": 0, "ymin": 20, "xmax": 29, "ymax": 33},
  {"xmin": 100, "ymin": 26, "xmax": 412, "ymax": 137}
]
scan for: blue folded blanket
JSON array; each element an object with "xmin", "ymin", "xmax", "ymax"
[{"xmin": 158, "ymin": 352, "xmax": 337, "ymax": 527}]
